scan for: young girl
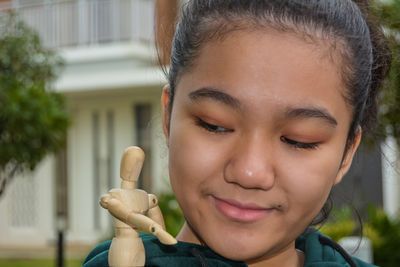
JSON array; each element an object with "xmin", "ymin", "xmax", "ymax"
[{"xmin": 84, "ymin": 0, "xmax": 391, "ymax": 266}]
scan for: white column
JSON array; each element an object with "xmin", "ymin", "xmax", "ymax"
[
  {"xmin": 381, "ymin": 136, "xmax": 400, "ymax": 219},
  {"xmin": 67, "ymin": 107, "xmax": 97, "ymax": 243}
]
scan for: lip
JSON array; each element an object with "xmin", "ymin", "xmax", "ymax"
[{"xmin": 211, "ymin": 196, "xmax": 274, "ymax": 223}]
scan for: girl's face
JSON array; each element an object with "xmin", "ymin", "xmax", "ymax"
[{"xmin": 162, "ymin": 30, "xmax": 361, "ymax": 264}]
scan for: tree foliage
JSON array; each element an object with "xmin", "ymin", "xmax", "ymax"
[
  {"xmin": 0, "ymin": 12, "xmax": 69, "ymax": 196},
  {"xmin": 320, "ymin": 205, "xmax": 400, "ymax": 267},
  {"xmin": 371, "ymin": 0, "xmax": 400, "ymax": 146}
]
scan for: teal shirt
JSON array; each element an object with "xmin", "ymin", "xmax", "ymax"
[{"xmin": 83, "ymin": 229, "xmax": 376, "ymax": 267}]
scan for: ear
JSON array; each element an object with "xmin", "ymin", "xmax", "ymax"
[
  {"xmin": 161, "ymin": 84, "xmax": 171, "ymax": 145},
  {"xmin": 334, "ymin": 126, "xmax": 362, "ymax": 185}
]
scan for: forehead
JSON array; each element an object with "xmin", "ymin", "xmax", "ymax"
[
  {"xmin": 179, "ymin": 23, "xmax": 347, "ymax": 83},
  {"xmin": 175, "ymin": 30, "xmax": 352, "ymax": 126}
]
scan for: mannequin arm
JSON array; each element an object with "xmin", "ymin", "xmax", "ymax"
[
  {"xmin": 147, "ymin": 194, "xmax": 166, "ymax": 230},
  {"xmin": 148, "ymin": 206, "xmax": 166, "ymax": 230},
  {"xmin": 101, "ymin": 196, "xmax": 176, "ymax": 245}
]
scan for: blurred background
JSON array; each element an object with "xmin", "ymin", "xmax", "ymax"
[{"xmin": 0, "ymin": 0, "xmax": 399, "ymax": 266}]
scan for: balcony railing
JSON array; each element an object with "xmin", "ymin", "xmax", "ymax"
[{"xmin": 0, "ymin": 0, "xmax": 155, "ymax": 48}]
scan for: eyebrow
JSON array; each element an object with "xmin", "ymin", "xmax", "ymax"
[
  {"xmin": 188, "ymin": 88, "xmax": 337, "ymax": 126},
  {"xmin": 285, "ymin": 107, "xmax": 338, "ymax": 127},
  {"xmin": 188, "ymin": 87, "xmax": 241, "ymax": 110}
]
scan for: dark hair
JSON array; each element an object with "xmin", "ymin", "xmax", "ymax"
[{"xmin": 163, "ymin": 0, "xmax": 391, "ymax": 224}]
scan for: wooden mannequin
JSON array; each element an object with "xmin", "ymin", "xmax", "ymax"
[{"xmin": 100, "ymin": 146, "xmax": 177, "ymax": 267}]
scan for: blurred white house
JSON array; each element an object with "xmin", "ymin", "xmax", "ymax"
[
  {"xmin": 0, "ymin": 0, "xmax": 180, "ymax": 256},
  {"xmin": 0, "ymin": 0, "xmax": 398, "ymax": 259}
]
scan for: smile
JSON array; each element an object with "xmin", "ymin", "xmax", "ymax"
[{"xmin": 211, "ymin": 196, "xmax": 274, "ymax": 223}]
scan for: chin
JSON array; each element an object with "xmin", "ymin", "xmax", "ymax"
[
  {"xmin": 203, "ymin": 228, "xmax": 275, "ymax": 262},
  {"xmin": 213, "ymin": 242, "xmax": 271, "ymax": 262}
]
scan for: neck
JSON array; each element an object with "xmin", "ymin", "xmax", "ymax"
[
  {"xmin": 246, "ymin": 243, "xmax": 304, "ymax": 267},
  {"xmin": 176, "ymin": 221, "xmax": 205, "ymax": 245},
  {"xmin": 121, "ymin": 180, "xmax": 136, "ymax": 189}
]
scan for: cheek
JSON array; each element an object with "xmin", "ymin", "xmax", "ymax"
[
  {"xmin": 280, "ymin": 147, "xmax": 343, "ymax": 220},
  {"xmin": 167, "ymin": 116, "xmax": 222, "ymax": 203}
]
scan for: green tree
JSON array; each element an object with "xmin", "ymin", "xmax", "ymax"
[
  {"xmin": 0, "ymin": 12, "xmax": 69, "ymax": 196},
  {"xmin": 371, "ymin": 0, "xmax": 400, "ymax": 146}
]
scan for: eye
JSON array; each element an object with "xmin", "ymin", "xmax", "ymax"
[
  {"xmin": 280, "ymin": 136, "xmax": 319, "ymax": 150},
  {"xmin": 195, "ymin": 118, "xmax": 233, "ymax": 133}
]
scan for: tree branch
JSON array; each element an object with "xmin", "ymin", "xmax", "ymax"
[{"xmin": 0, "ymin": 163, "xmax": 20, "ymax": 197}]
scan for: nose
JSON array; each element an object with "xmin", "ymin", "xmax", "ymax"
[{"xmin": 224, "ymin": 134, "xmax": 276, "ymax": 190}]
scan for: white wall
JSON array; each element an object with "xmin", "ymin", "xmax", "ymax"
[{"xmin": 0, "ymin": 157, "xmax": 55, "ymax": 246}]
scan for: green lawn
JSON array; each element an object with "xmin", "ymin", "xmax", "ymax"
[{"xmin": 0, "ymin": 258, "xmax": 84, "ymax": 267}]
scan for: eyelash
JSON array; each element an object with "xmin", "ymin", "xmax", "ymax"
[
  {"xmin": 195, "ymin": 118, "xmax": 319, "ymax": 149},
  {"xmin": 280, "ymin": 136, "xmax": 319, "ymax": 150},
  {"xmin": 195, "ymin": 118, "xmax": 232, "ymax": 133}
]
